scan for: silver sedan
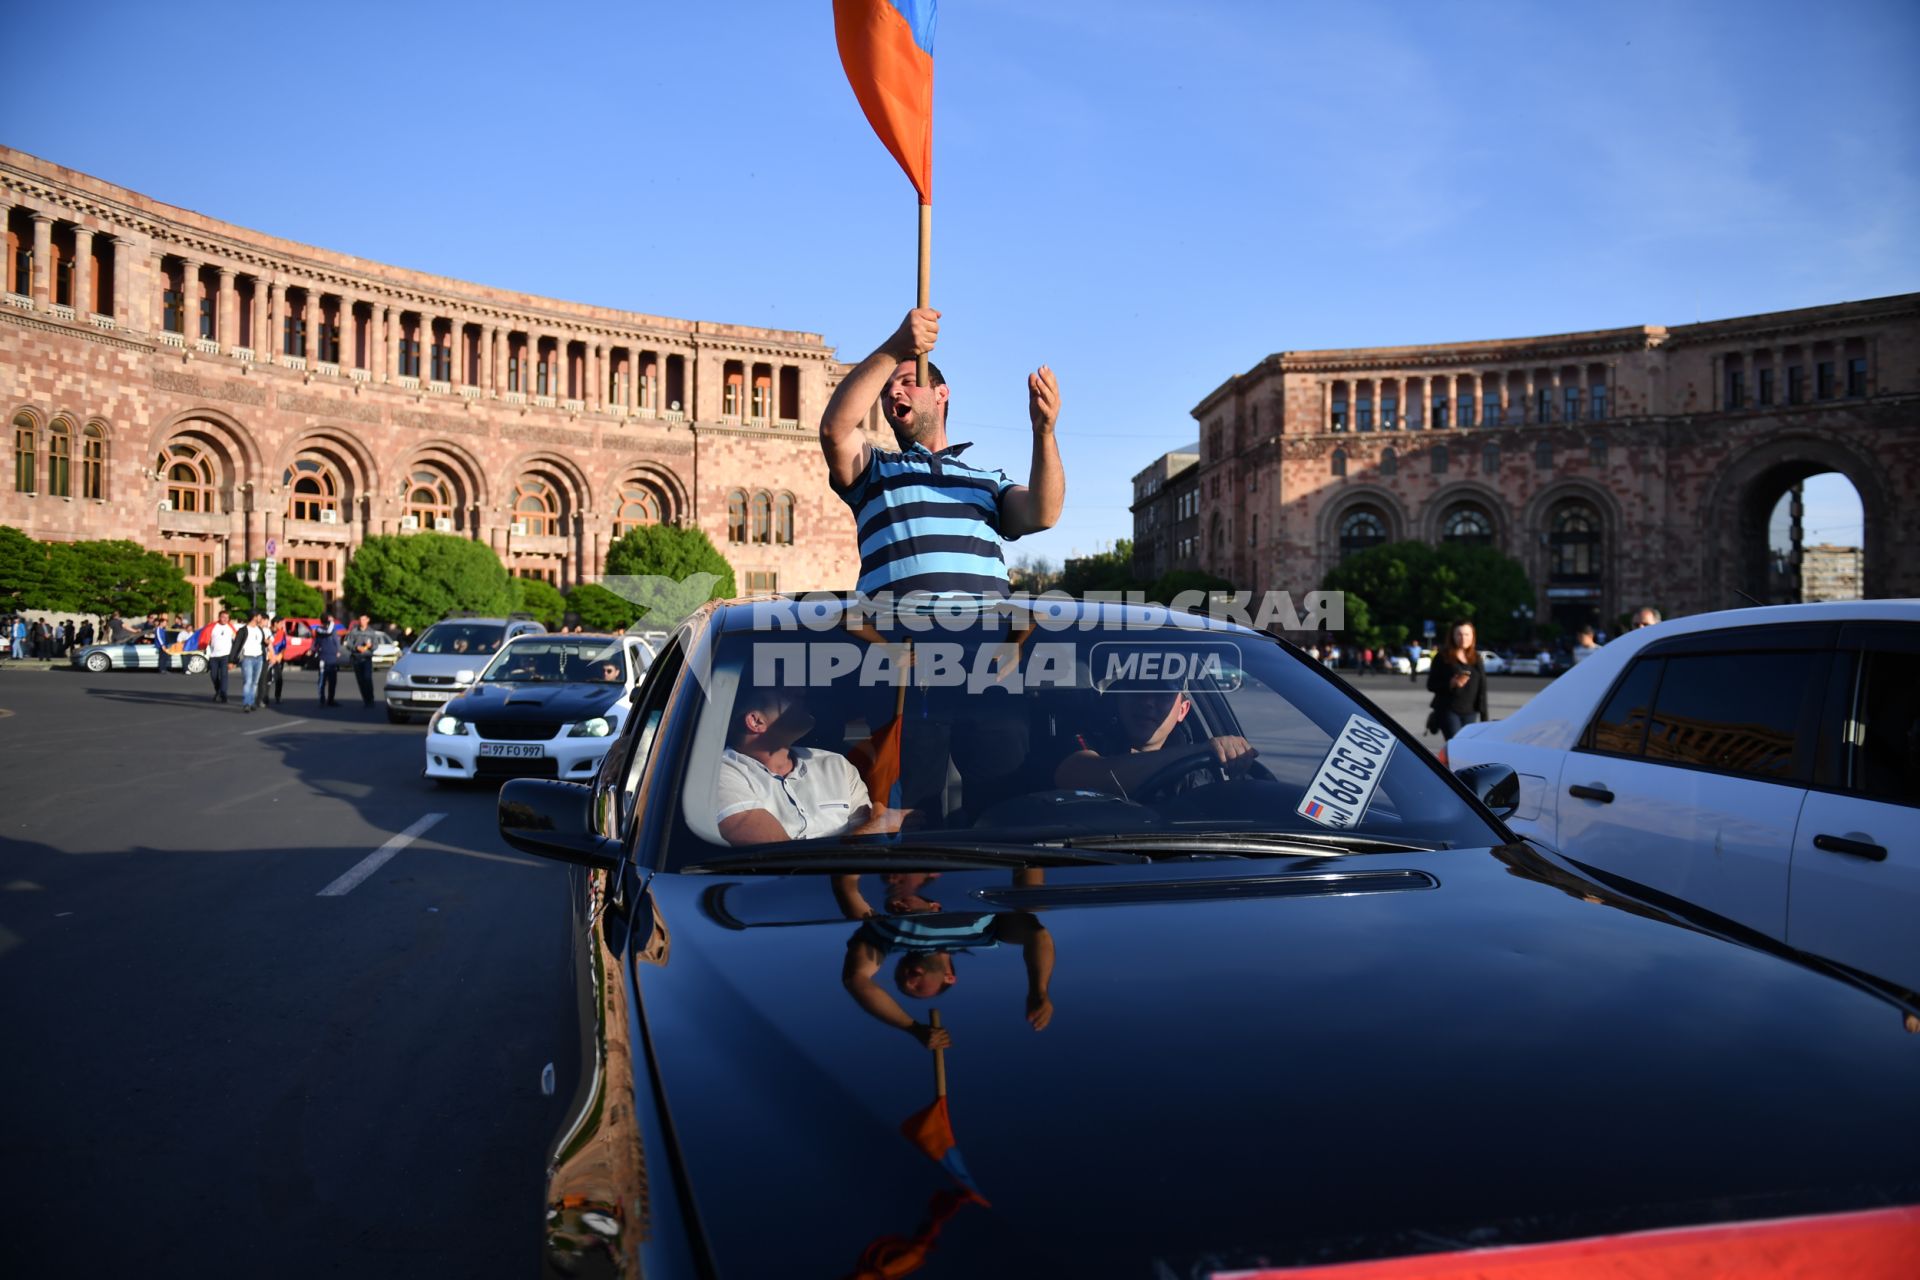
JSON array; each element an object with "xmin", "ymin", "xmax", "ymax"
[{"xmin": 71, "ymin": 640, "xmax": 210, "ymax": 675}]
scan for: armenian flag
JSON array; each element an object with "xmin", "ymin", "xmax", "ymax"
[
  {"xmin": 899, "ymin": 1094, "xmax": 985, "ymax": 1204},
  {"xmin": 833, "ymin": 0, "xmax": 937, "ymax": 203},
  {"xmin": 168, "ymin": 623, "xmax": 213, "ymax": 655}
]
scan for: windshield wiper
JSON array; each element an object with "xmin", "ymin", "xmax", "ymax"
[
  {"xmin": 683, "ymin": 840, "xmax": 1148, "ymax": 874},
  {"xmin": 1063, "ymin": 831, "xmax": 1440, "ymax": 858}
]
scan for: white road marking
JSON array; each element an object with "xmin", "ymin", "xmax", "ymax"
[
  {"xmin": 244, "ymin": 717, "xmax": 308, "ymax": 735},
  {"xmin": 317, "ymin": 814, "xmax": 446, "ymax": 897}
]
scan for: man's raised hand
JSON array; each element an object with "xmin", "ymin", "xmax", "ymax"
[
  {"xmin": 1028, "ymin": 365, "xmax": 1061, "ymax": 435},
  {"xmin": 885, "ymin": 308, "xmax": 940, "ymax": 362}
]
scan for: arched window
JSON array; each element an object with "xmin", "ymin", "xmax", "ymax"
[
  {"xmin": 514, "ymin": 476, "xmax": 560, "ymax": 536},
  {"xmin": 1550, "ymin": 502, "xmax": 1601, "ymax": 581},
  {"xmin": 158, "ymin": 440, "xmax": 218, "ymax": 513},
  {"xmin": 1339, "ymin": 507, "xmax": 1387, "ymax": 559},
  {"xmin": 406, "ymin": 467, "xmax": 456, "ymax": 530},
  {"xmin": 46, "ymin": 419, "xmax": 71, "ymax": 497},
  {"xmin": 727, "ymin": 490, "xmax": 748, "ymax": 544},
  {"xmin": 1481, "ymin": 442, "xmax": 1501, "ymax": 475},
  {"xmin": 1441, "ymin": 503, "xmax": 1494, "ymax": 546},
  {"xmin": 774, "ymin": 492, "xmax": 795, "ymax": 545},
  {"xmin": 12, "ymin": 412, "xmax": 33, "ymax": 493},
  {"xmin": 751, "ymin": 491, "xmax": 773, "ymax": 544},
  {"xmin": 81, "ymin": 423, "xmax": 105, "ymax": 499},
  {"xmin": 613, "ymin": 480, "xmax": 663, "ymax": 537},
  {"xmin": 1381, "ymin": 447, "xmax": 1397, "ymax": 476},
  {"xmin": 1331, "ymin": 446, "xmax": 1347, "ymax": 478},
  {"xmin": 284, "ymin": 456, "xmax": 342, "ymax": 522}
]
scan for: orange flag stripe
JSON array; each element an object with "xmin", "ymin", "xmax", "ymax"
[{"xmin": 834, "ymin": 0, "xmax": 934, "ymax": 203}]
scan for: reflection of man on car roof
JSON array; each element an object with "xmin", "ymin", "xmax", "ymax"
[
  {"xmin": 836, "ymin": 870, "xmax": 1054, "ymax": 1049},
  {"xmin": 1053, "ymin": 676, "xmax": 1258, "ymax": 798}
]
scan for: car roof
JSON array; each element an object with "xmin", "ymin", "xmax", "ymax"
[{"xmin": 702, "ymin": 593, "xmax": 1267, "ymax": 638}]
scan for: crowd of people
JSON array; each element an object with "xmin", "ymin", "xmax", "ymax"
[
  {"xmin": 4, "ymin": 615, "xmax": 101, "ymax": 660},
  {"xmin": 129, "ymin": 609, "xmax": 391, "ymax": 713}
]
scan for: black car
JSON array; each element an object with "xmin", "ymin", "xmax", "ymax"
[{"xmin": 501, "ymin": 596, "xmax": 1920, "ymax": 1278}]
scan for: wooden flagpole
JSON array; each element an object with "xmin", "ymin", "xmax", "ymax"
[
  {"xmin": 917, "ymin": 202, "xmax": 931, "ymax": 387},
  {"xmin": 930, "ymin": 1008, "xmax": 947, "ymax": 1098}
]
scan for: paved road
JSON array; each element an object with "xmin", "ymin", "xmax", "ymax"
[
  {"xmin": 0, "ymin": 664, "xmax": 575, "ymax": 1277},
  {"xmin": 1319, "ymin": 667, "xmax": 1556, "ymax": 742}
]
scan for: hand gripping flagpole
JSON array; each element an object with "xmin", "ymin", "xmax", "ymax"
[{"xmin": 930, "ymin": 1008, "xmax": 947, "ymax": 1098}]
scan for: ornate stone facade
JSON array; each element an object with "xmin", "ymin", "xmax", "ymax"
[
  {"xmin": 1184, "ymin": 294, "xmax": 1920, "ymax": 633},
  {"xmin": 1, "ymin": 146, "xmax": 864, "ymax": 621}
]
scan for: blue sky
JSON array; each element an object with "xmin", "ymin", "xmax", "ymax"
[{"xmin": 10, "ymin": 0, "xmax": 1914, "ymax": 561}]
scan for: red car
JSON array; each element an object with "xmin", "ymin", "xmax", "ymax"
[{"xmin": 274, "ymin": 617, "xmax": 326, "ymax": 665}]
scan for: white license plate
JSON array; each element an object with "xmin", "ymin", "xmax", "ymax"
[
  {"xmin": 410, "ymin": 690, "xmax": 455, "ymax": 702},
  {"xmin": 479, "ymin": 743, "xmax": 545, "ymax": 758},
  {"xmin": 1296, "ymin": 713, "xmax": 1396, "ymax": 829}
]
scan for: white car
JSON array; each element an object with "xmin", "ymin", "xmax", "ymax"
[
  {"xmin": 1447, "ymin": 600, "xmax": 1920, "ymax": 993},
  {"xmin": 1506, "ymin": 650, "xmax": 1553, "ymax": 676},
  {"xmin": 1481, "ymin": 650, "xmax": 1509, "ymax": 675},
  {"xmin": 424, "ymin": 632, "xmax": 653, "ymax": 786}
]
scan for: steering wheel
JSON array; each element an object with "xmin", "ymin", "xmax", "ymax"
[{"xmin": 1129, "ymin": 744, "xmax": 1278, "ymax": 801}]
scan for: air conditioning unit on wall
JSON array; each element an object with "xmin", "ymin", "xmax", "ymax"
[
  {"xmin": 434, "ymin": 517, "xmax": 454, "ymax": 532},
  {"xmin": 510, "ymin": 521, "xmax": 528, "ymax": 536},
  {"xmin": 157, "ymin": 498, "xmax": 173, "ymax": 512},
  {"xmin": 319, "ymin": 509, "xmax": 339, "ymax": 524},
  {"xmin": 400, "ymin": 515, "xmax": 420, "ymax": 531}
]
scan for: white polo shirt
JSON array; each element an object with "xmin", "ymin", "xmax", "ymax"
[
  {"xmin": 715, "ymin": 747, "xmax": 872, "ymax": 840},
  {"xmin": 208, "ymin": 622, "xmax": 236, "ymax": 658}
]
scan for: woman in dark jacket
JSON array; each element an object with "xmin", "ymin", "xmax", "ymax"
[{"xmin": 1425, "ymin": 619, "xmax": 1489, "ymax": 741}]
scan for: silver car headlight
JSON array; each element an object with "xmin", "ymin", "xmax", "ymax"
[
  {"xmin": 568, "ymin": 716, "xmax": 612, "ymax": 738},
  {"xmin": 434, "ymin": 715, "xmax": 470, "ymax": 736}
]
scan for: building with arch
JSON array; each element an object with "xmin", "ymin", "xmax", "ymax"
[
  {"xmin": 1171, "ymin": 294, "xmax": 1920, "ymax": 633},
  {"xmin": 1, "ymin": 147, "xmax": 863, "ymax": 622}
]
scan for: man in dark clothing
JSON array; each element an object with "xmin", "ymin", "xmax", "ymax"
[
  {"xmin": 344, "ymin": 614, "xmax": 380, "ymax": 707},
  {"xmin": 313, "ymin": 618, "xmax": 343, "ymax": 706}
]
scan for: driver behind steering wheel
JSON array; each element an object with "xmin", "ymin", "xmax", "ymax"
[{"xmin": 1052, "ymin": 678, "xmax": 1258, "ymax": 798}]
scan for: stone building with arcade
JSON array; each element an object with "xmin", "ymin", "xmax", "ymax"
[
  {"xmin": 1, "ymin": 147, "xmax": 866, "ymax": 623},
  {"xmin": 1160, "ymin": 294, "xmax": 1919, "ymax": 635}
]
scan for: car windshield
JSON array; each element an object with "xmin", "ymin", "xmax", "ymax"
[
  {"xmin": 412, "ymin": 622, "xmax": 506, "ymax": 656},
  {"xmin": 660, "ymin": 609, "xmax": 1504, "ymax": 871},
  {"xmin": 481, "ymin": 638, "xmax": 626, "ymax": 684}
]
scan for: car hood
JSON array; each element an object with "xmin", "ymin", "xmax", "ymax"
[
  {"xmin": 629, "ymin": 845, "xmax": 1920, "ymax": 1277},
  {"xmin": 445, "ymin": 680, "xmax": 621, "ymax": 722}
]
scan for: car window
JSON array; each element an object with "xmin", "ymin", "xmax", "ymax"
[
  {"xmin": 592, "ymin": 639, "xmax": 684, "ymax": 843},
  {"xmin": 1581, "ymin": 658, "xmax": 1663, "ymax": 756},
  {"xmin": 658, "ymin": 617, "xmax": 1504, "ymax": 867},
  {"xmin": 481, "ymin": 638, "xmax": 626, "ymax": 683},
  {"xmin": 412, "ymin": 622, "xmax": 506, "ymax": 655},
  {"xmin": 1850, "ymin": 649, "xmax": 1920, "ymax": 806},
  {"xmin": 1641, "ymin": 651, "xmax": 1823, "ymax": 782}
]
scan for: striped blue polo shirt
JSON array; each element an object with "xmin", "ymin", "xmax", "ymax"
[{"xmin": 834, "ymin": 441, "xmax": 1018, "ymax": 597}]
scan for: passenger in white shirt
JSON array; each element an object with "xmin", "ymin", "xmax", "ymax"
[
  {"xmin": 207, "ymin": 611, "xmax": 237, "ymax": 703},
  {"xmin": 715, "ymin": 687, "xmax": 873, "ymax": 846}
]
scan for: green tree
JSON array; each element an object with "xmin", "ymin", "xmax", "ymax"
[
  {"xmin": 208, "ymin": 559, "xmax": 325, "ymax": 619},
  {"xmin": 565, "ymin": 582, "xmax": 641, "ymax": 632},
  {"xmin": 1144, "ymin": 568, "xmax": 1235, "ymax": 607},
  {"xmin": 600, "ymin": 524, "xmax": 737, "ymax": 627},
  {"xmin": 0, "ymin": 525, "xmax": 66, "ymax": 611},
  {"xmin": 1321, "ymin": 541, "xmax": 1533, "ymax": 647},
  {"xmin": 1056, "ymin": 539, "xmax": 1138, "ymax": 595},
  {"xmin": 509, "ymin": 576, "xmax": 568, "ymax": 628},
  {"xmin": 341, "ymin": 532, "xmax": 513, "ymax": 632},
  {"xmin": 45, "ymin": 539, "xmax": 192, "ymax": 616}
]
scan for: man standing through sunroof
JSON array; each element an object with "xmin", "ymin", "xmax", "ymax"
[{"xmin": 819, "ymin": 307, "xmax": 1064, "ymax": 598}]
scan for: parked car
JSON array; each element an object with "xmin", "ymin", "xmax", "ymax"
[
  {"xmin": 383, "ymin": 614, "xmax": 547, "ymax": 723},
  {"xmin": 1449, "ymin": 600, "xmax": 1920, "ymax": 994},
  {"xmin": 499, "ymin": 595, "xmax": 1920, "ymax": 1279},
  {"xmin": 369, "ymin": 631, "xmax": 401, "ymax": 667},
  {"xmin": 425, "ymin": 632, "xmax": 652, "ymax": 785},
  {"xmin": 1481, "ymin": 649, "xmax": 1509, "ymax": 675},
  {"xmin": 71, "ymin": 638, "xmax": 209, "ymax": 675},
  {"xmin": 1507, "ymin": 649, "xmax": 1555, "ymax": 676}
]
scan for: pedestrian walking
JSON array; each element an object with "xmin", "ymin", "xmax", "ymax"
[
  {"xmin": 344, "ymin": 613, "xmax": 379, "ymax": 707},
  {"xmin": 1425, "ymin": 619, "xmax": 1489, "ymax": 743},
  {"xmin": 206, "ymin": 611, "xmax": 236, "ymax": 703},
  {"xmin": 8, "ymin": 615, "xmax": 23, "ymax": 662},
  {"xmin": 236, "ymin": 611, "xmax": 270, "ymax": 712},
  {"xmin": 77, "ymin": 620, "xmax": 94, "ymax": 649},
  {"xmin": 314, "ymin": 616, "xmax": 343, "ymax": 706},
  {"xmin": 266, "ymin": 616, "xmax": 290, "ymax": 705}
]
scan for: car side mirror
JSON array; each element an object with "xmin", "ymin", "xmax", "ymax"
[
  {"xmin": 1454, "ymin": 762, "xmax": 1520, "ymax": 820},
  {"xmin": 499, "ymin": 778, "xmax": 624, "ymax": 869}
]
